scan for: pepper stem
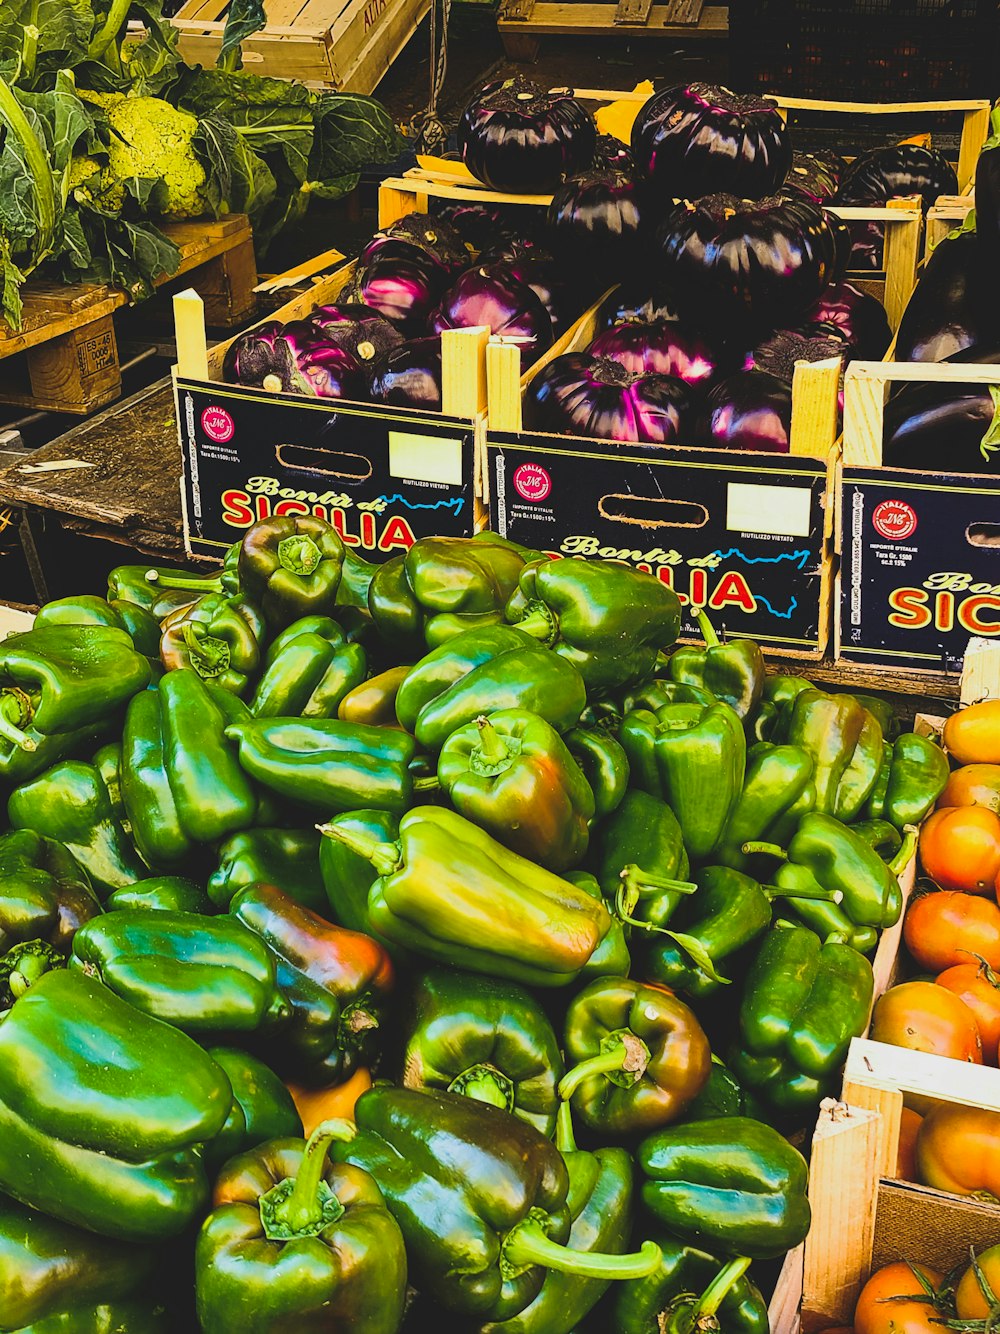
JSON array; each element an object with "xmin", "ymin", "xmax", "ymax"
[
  {"xmin": 316, "ymin": 823, "xmax": 402, "ymax": 877},
  {"xmin": 696, "ymin": 608, "xmax": 720, "ymax": 648},
  {"xmin": 0, "ymin": 691, "xmax": 36, "ymax": 752},
  {"xmin": 741, "ymin": 841, "xmax": 787, "ymax": 860},
  {"xmin": 558, "ymin": 1030, "xmax": 651, "ymax": 1102},
  {"xmin": 412, "ymin": 775, "xmax": 440, "ymax": 793},
  {"xmin": 666, "ymin": 1257, "xmax": 754, "ymax": 1334},
  {"xmin": 514, "ymin": 603, "xmax": 557, "ymax": 646},
  {"xmin": 613, "ymin": 885, "xmax": 732, "ymax": 985},
  {"xmin": 763, "ymin": 884, "xmax": 844, "ymax": 904},
  {"xmin": 889, "ymin": 828, "xmax": 918, "ymax": 877},
  {"xmin": 447, "ymin": 1062, "xmax": 515, "ymax": 1113},
  {"xmin": 145, "ymin": 569, "xmax": 223, "ymax": 592},
  {"xmin": 475, "ymin": 715, "xmax": 513, "ymax": 770},
  {"xmin": 620, "ymin": 865, "xmax": 698, "ymax": 896},
  {"xmin": 278, "ymin": 534, "xmax": 322, "ymax": 577},
  {"xmin": 555, "ymin": 1099, "xmax": 577, "ymax": 1155},
  {"xmin": 258, "ymin": 1119, "xmax": 356, "ymax": 1241},
  {"xmin": 501, "ymin": 1211, "xmax": 662, "ymax": 1282}
]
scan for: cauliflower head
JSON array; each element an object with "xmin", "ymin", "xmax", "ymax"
[
  {"xmin": 67, "ymin": 155, "xmax": 126, "ymax": 214},
  {"xmin": 105, "ymin": 98, "xmax": 210, "ymax": 220}
]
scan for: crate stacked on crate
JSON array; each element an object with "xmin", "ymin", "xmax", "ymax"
[
  {"xmin": 172, "ymin": 0, "xmax": 430, "ymax": 92},
  {"xmin": 0, "ymin": 215, "xmax": 256, "ymax": 416}
]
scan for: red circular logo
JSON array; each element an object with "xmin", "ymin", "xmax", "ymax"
[
  {"xmin": 512, "ymin": 462, "xmax": 552, "ymax": 502},
  {"xmin": 871, "ymin": 499, "xmax": 917, "ymax": 541},
  {"xmin": 201, "ymin": 406, "xmax": 235, "ymax": 443}
]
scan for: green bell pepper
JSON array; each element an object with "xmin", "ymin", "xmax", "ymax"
[
  {"xmin": 113, "ymin": 542, "xmax": 241, "ymax": 609},
  {"xmin": 437, "ymin": 710, "xmax": 595, "ymax": 871},
  {"xmin": 205, "ymin": 1046, "xmax": 302, "ymax": 1169},
  {"xmin": 8, "ymin": 758, "xmax": 147, "ymax": 897},
  {"xmin": 226, "ymin": 716, "xmax": 419, "ymax": 815},
  {"xmin": 196, "ymin": 1120, "xmax": 407, "ymax": 1334},
  {"xmin": 0, "ymin": 939, "xmax": 65, "ymax": 1005},
  {"xmin": 395, "ymin": 625, "xmax": 532, "ymax": 731},
  {"xmin": 565, "ymin": 725, "xmax": 630, "ymax": 819},
  {"xmin": 0, "ymin": 828, "xmax": 100, "ymax": 953},
  {"xmin": 683, "ymin": 1059, "xmax": 763, "ymax": 1122},
  {"xmin": 230, "ymin": 882, "xmax": 394, "ymax": 1086},
  {"xmin": 317, "ymin": 808, "xmax": 402, "ymax": 952},
  {"xmin": 339, "ymin": 664, "xmax": 411, "ymax": 728},
  {"xmin": 749, "ymin": 675, "xmax": 814, "ymax": 743},
  {"xmin": 121, "ymin": 689, "xmax": 194, "ymax": 869},
  {"xmin": 402, "ymin": 966, "xmax": 563, "ymax": 1135},
  {"xmin": 716, "ymin": 743, "xmax": 816, "ymax": 871},
  {"xmin": 0, "ymin": 968, "xmax": 231, "ymax": 1240},
  {"xmin": 638, "ymin": 1116, "xmax": 811, "ymax": 1259},
  {"xmin": 333, "ymin": 1088, "xmax": 661, "ymax": 1320},
  {"xmin": 250, "ymin": 616, "xmax": 366, "ymax": 719},
  {"xmin": 567, "ymin": 871, "xmax": 632, "ymax": 980},
  {"xmin": 728, "ymin": 923, "xmax": 874, "ymax": 1115},
  {"xmin": 34, "ymin": 595, "xmax": 162, "ymax": 658},
  {"xmin": 477, "ymin": 1102, "xmax": 646, "ymax": 1334},
  {"xmin": 507, "ymin": 559, "xmax": 681, "ymax": 694},
  {"xmin": 238, "ymin": 515, "xmax": 345, "ymax": 629},
  {"xmin": 866, "ymin": 732, "xmax": 950, "ymax": 829},
  {"xmin": 320, "ymin": 806, "xmax": 612, "ymax": 987},
  {"xmin": 559, "ymin": 976, "xmax": 711, "ymax": 1136},
  {"xmin": 208, "ymin": 827, "xmax": 325, "ymax": 911},
  {"xmin": 784, "ymin": 689, "xmax": 884, "ymax": 820},
  {"xmin": 611, "ymin": 1232, "xmax": 768, "ymax": 1334},
  {"xmin": 0, "ymin": 1194, "xmax": 159, "ymax": 1333},
  {"xmin": 107, "ymin": 875, "xmax": 213, "ymax": 914},
  {"xmin": 159, "ymin": 594, "xmax": 263, "ymax": 697},
  {"xmin": 621, "ymin": 701, "xmax": 746, "ymax": 862},
  {"xmin": 70, "ymin": 909, "xmax": 291, "ymax": 1034},
  {"xmin": 596, "ymin": 791, "xmax": 693, "ymax": 941},
  {"xmin": 667, "ymin": 611, "xmax": 765, "ymax": 721},
  {"xmin": 620, "ymin": 680, "xmax": 717, "ymax": 715}
]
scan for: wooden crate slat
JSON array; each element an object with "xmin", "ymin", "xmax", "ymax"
[
  {"xmin": 176, "ymin": 0, "xmax": 230, "ymax": 23},
  {"xmin": 328, "ymin": 0, "xmax": 428, "ymax": 91},
  {"xmin": 614, "ymin": 0, "xmax": 653, "ymax": 27},
  {"xmin": 174, "ymin": 18, "xmax": 328, "ymax": 35},
  {"xmin": 264, "ymin": 0, "xmax": 319, "ymax": 24},
  {"xmin": 498, "ymin": 2, "xmax": 727, "ymax": 37}
]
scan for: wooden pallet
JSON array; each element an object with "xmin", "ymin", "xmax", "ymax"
[
  {"xmin": 496, "ymin": 0, "xmax": 726, "ymax": 62},
  {"xmin": 0, "ymin": 216, "xmax": 257, "ymax": 417},
  {"xmin": 173, "ymin": 0, "xmax": 430, "ymax": 90}
]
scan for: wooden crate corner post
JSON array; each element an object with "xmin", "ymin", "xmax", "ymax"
[
  {"xmin": 441, "ymin": 324, "xmax": 490, "ymax": 419},
  {"xmin": 173, "ymin": 289, "xmax": 209, "ymax": 382},
  {"xmin": 790, "ymin": 357, "xmax": 842, "ymax": 458},
  {"xmin": 486, "ymin": 338, "xmax": 523, "ymax": 433},
  {"xmin": 960, "ymin": 638, "xmax": 1000, "ymax": 704}
]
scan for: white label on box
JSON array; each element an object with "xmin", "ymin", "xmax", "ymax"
[
  {"xmin": 388, "ymin": 432, "xmax": 464, "ymax": 486},
  {"xmin": 726, "ymin": 482, "xmax": 812, "ymax": 538}
]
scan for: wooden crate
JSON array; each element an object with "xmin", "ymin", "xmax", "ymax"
[
  {"xmin": 173, "ymin": 0, "xmax": 430, "ymax": 91},
  {"xmin": 496, "ymin": 0, "xmax": 727, "ymax": 63},
  {"xmin": 925, "ymin": 192, "xmax": 976, "ymax": 257},
  {"xmin": 0, "ymin": 216, "xmax": 256, "ymax": 417}
]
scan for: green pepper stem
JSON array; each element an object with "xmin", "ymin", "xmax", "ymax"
[
  {"xmin": 316, "ymin": 823, "xmax": 402, "ymax": 877},
  {"xmin": 514, "ymin": 610, "xmax": 556, "ymax": 644},
  {"xmin": 145, "ymin": 569, "xmax": 222, "ymax": 592},
  {"xmin": 277, "ymin": 534, "xmax": 321, "ymax": 577},
  {"xmin": 741, "ymin": 841, "xmax": 787, "ymax": 860},
  {"xmin": 555, "ymin": 1099, "xmax": 577, "ymax": 1155},
  {"xmin": 695, "ymin": 608, "xmax": 719, "ymax": 648},
  {"xmin": 668, "ymin": 1257, "xmax": 754, "ymax": 1333},
  {"xmin": 447, "ymin": 1063, "xmax": 515, "ymax": 1112},
  {"xmin": 620, "ymin": 865, "xmax": 698, "ymax": 896},
  {"xmin": 889, "ymin": 828, "xmax": 918, "ymax": 877},
  {"xmin": 502, "ymin": 1217, "xmax": 662, "ymax": 1281},
  {"xmin": 558, "ymin": 1033, "xmax": 650, "ymax": 1103},
  {"xmin": 262, "ymin": 1119, "xmax": 355, "ymax": 1237},
  {"xmin": 476, "ymin": 715, "xmax": 513, "ymax": 768},
  {"xmin": 0, "ymin": 710, "xmax": 35, "ymax": 752},
  {"xmin": 763, "ymin": 884, "xmax": 844, "ymax": 904},
  {"xmin": 412, "ymin": 775, "xmax": 440, "ymax": 793}
]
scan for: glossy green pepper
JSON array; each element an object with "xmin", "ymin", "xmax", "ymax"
[
  {"xmin": 716, "ymin": 743, "xmax": 816, "ymax": 871},
  {"xmin": 0, "ymin": 1194, "xmax": 159, "ymax": 1332},
  {"xmin": 620, "ymin": 680, "xmax": 717, "ymax": 715},
  {"xmin": 0, "ymin": 828, "xmax": 100, "ymax": 953},
  {"xmin": 205, "ymin": 1046, "xmax": 302, "ymax": 1169},
  {"xmin": 208, "ymin": 827, "xmax": 325, "ymax": 911},
  {"xmin": 196, "ymin": 1120, "xmax": 407, "ymax": 1334},
  {"xmin": 437, "ymin": 710, "xmax": 595, "ymax": 871},
  {"xmin": 683, "ymin": 1059, "xmax": 763, "ymax": 1122},
  {"xmin": 559, "ymin": 976, "xmax": 711, "ymax": 1137},
  {"xmin": 226, "ymin": 717, "xmax": 419, "ymax": 815},
  {"xmin": 117, "ymin": 542, "xmax": 242, "ymax": 608},
  {"xmin": 121, "ymin": 688, "xmax": 194, "ymax": 869},
  {"xmin": 667, "ymin": 611, "xmax": 765, "ymax": 721},
  {"xmin": 0, "ymin": 939, "xmax": 65, "ymax": 1005},
  {"xmin": 866, "ymin": 732, "xmax": 950, "ymax": 829},
  {"xmin": 107, "ymin": 875, "xmax": 213, "ymax": 914},
  {"xmin": 749, "ymin": 675, "xmax": 814, "ymax": 743},
  {"xmin": 611, "ymin": 1232, "xmax": 768, "ymax": 1334},
  {"xmin": 70, "ymin": 909, "xmax": 291, "ymax": 1034},
  {"xmin": 565, "ymin": 725, "xmax": 630, "ymax": 819},
  {"xmin": 784, "ymin": 689, "xmax": 884, "ymax": 820},
  {"xmin": 728, "ymin": 923, "xmax": 874, "ymax": 1115},
  {"xmin": 596, "ymin": 791, "xmax": 693, "ymax": 942},
  {"xmin": 238, "ymin": 515, "xmax": 345, "ymax": 630},
  {"xmin": 317, "ymin": 809, "xmax": 403, "ymax": 953},
  {"xmin": 507, "ymin": 559, "xmax": 681, "ymax": 694},
  {"xmin": 0, "ymin": 968, "xmax": 231, "ymax": 1240},
  {"xmin": 395, "ymin": 625, "xmax": 532, "ymax": 731},
  {"xmin": 320, "ymin": 806, "xmax": 612, "ymax": 987},
  {"xmin": 34, "ymin": 594, "xmax": 162, "ymax": 658},
  {"xmin": 332, "ymin": 1088, "xmax": 661, "ymax": 1320},
  {"xmin": 567, "ymin": 871, "xmax": 632, "ymax": 980},
  {"xmin": 638, "ymin": 1116, "xmax": 811, "ymax": 1259},
  {"xmin": 250, "ymin": 617, "xmax": 366, "ymax": 719},
  {"xmin": 339, "ymin": 664, "xmax": 411, "ymax": 728},
  {"xmin": 159, "ymin": 593, "xmax": 263, "ymax": 696},
  {"xmin": 621, "ymin": 701, "xmax": 746, "ymax": 862},
  {"xmin": 402, "ymin": 967, "xmax": 563, "ymax": 1136},
  {"xmin": 8, "ymin": 758, "xmax": 147, "ymax": 897}
]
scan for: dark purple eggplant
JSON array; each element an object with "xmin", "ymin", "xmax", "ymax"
[
  {"xmin": 458, "ymin": 77, "xmax": 596, "ymax": 193},
  {"xmin": 783, "ymin": 150, "xmax": 846, "ymax": 205},
  {"xmin": 526, "ymin": 352, "xmax": 694, "ymax": 443},
  {"xmin": 894, "ymin": 230, "xmax": 992, "ymax": 363},
  {"xmin": 359, "ymin": 213, "xmax": 470, "ymax": 273},
  {"xmin": 798, "ymin": 282, "xmax": 892, "ymax": 359},
  {"xmin": 344, "ymin": 250, "xmax": 451, "ymax": 335},
  {"xmin": 223, "ymin": 320, "xmax": 367, "ymax": 400},
  {"xmin": 827, "ymin": 210, "xmax": 853, "ymax": 284},
  {"xmin": 431, "ymin": 264, "xmax": 553, "ymax": 369},
  {"xmin": 975, "ymin": 107, "xmax": 1000, "ymax": 277},
  {"xmin": 883, "ymin": 344, "xmax": 1000, "ymax": 474},
  {"xmin": 699, "ymin": 370, "xmax": 792, "ymax": 453},
  {"xmin": 434, "ymin": 201, "xmax": 509, "ymax": 252},
  {"xmin": 592, "ymin": 134, "xmax": 634, "ymax": 172},
  {"xmin": 655, "ymin": 193, "xmax": 839, "ymax": 335},
  {"xmin": 589, "ymin": 320, "xmax": 719, "ymax": 390},
  {"xmin": 632, "ymin": 83, "xmax": 791, "ymax": 203},
  {"xmin": 546, "ymin": 166, "xmax": 646, "ymax": 287},
  {"xmin": 834, "ymin": 143, "xmax": 958, "ymax": 270},
  {"xmin": 307, "ymin": 303, "xmax": 404, "ymax": 376},
  {"xmin": 748, "ymin": 330, "xmax": 846, "ymax": 380},
  {"xmin": 476, "ymin": 240, "xmax": 569, "ymax": 330},
  {"xmin": 223, "ymin": 320, "xmax": 294, "ymax": 390},
  {"xmin": 371, "ymin": 337, "xmax": 443, "ymax": 410}
]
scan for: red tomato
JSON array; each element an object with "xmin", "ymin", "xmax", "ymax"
[
  {"xmin": 895, "ymin": 1106, "xmax": 924, "ymax": 1181},
  {"xmin": 916, "ymin": 1103, "xmax": 1000, "ymax": 1195},
  {"xmin": 854, "ymin": 1261, "xmax": 944, "ymax": 1334},
  {"xmin": 955, "ymin": 1244, "xmax": 1000, "ymax": 1319},
  {"xmin": 919, "ymin": 806, "xmax": 1000, "ymax": 893},
  {"xmin": 904, "ymin": 891, "xmax": 1000, "ymax": 972},
  {"xmin": 944, "ymin": 700, "xmax": 1000, "ymax": 766},
  {"xmin": 870, "ymin": 981, "xmax": 982, "ymax": 1064},
  {"xmin": 939, "ymin": 764, "xmax": 1000, "ymax": 814},
  {"xmin": 936, "ymin": 959, "xmax": 1000, "ymax": 1063}
]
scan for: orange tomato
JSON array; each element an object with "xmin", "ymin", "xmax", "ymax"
[
  {"xmin": 936, "ymin": 959, "xmax": 1000, "ymax": 1063},
  {"xmin": 870, "ymin": 980, "xmax": 982, "ymax": 1064},
  {"xmin": 916, "ymin": 1103, "xmax": 1000, "ymax": 1195},
  {"xmin": 944, "ymin": 700, "xmax": 1000, "ymax": 766},
  {"xmin": 919, "ymin": 806, "xmax": 1000, "ymax": 893},
  {"xmin": 904, "ymin": 890, "xmax": 1000, "ymax": 972},
  {"xmin": 854, "ymin": 1261, "xmax": 944, "ymax": 1334},
  {"xmin": 285, "ymin": 1067, "xmax": 372, "ymax": 1137},
  {"xmin": 895, "ymin": 1106, "xmax": 924, "ymax": 1181},
  {"xmin": 955, "ymin": 1244, "xmax": 1000, "ymax": 1319},
  {"xmin": 939, "ymin": 764, "xmax": 1000, "ymax": 814}
]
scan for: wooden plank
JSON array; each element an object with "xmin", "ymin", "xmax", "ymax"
[
  {"xmin": 882, "ymin": 197, "xmax": 923, "ymax": 331},
  {"xmin": 497, "ymin": 1, "xmax": 727, "ymax": 36},
  {"xmin": 377, "ymin": 184, "xmax": 428, "ymax": 228},
  {"xmin": 486, "ymin": 340, "xmax": 523, "ymax": 432},
  {"xmin": 172, "ymin": 15, "xmax": 327, "ymax": 34},
  {"xmin": 441, "ymin": 326, "xmax": 489, "ymax": 418},
  {"xmin": 379, "ymin": 174, "xmax": 550, "ymax": 209},
  {"xmin": 175, "ymin": 32, "xmax": 332, "ymax": 80},
  {"xmin": 174, "ymin": 291, "xmax": 209, "ymax": 381},
  {"xmin": 255, "ymin": 248, "xmax": 346, "ymax": 294},
  {"xmin": 769, "ymin": 1246, "xmax": 804, "ymax": 1334},
  {"xmin": 958, "ymin": 104, "xmax": 990, "ymax": 191},
  {"xmin": 0, "ymin": 288, "xmax": 123, "ymax": 358},
  {"xmin": 789, "ymin": 358, "xmax": 841, "ymax": 458},
  {"xmin": 771, "ymin": 95, "xmax": 990, "ymax": 115},
  {"xmin": 336, "ymin": 0, "xmax": 431, "ymax": 95},
  {"xmin": 614, "ymin": 0, "xmax": 653, "ymax": 26},
  {"xmin": 844, "ymin": 1036, "xmax": 1000, "ymax": 1112},
  {"xmin": 197, "ymin": 235, "xmax": 259, "ymax": 327},
  {"xmin": 961, "ymin": 638, "xmax": 1000, "ymax": 704}
]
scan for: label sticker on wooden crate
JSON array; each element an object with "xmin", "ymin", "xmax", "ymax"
[
  {"xmin": 726, "ymin": 482, "xmax": 813, "ymax": 538},
  {"xmin": 388, "ymin": 431, "xmax": 464, "ymax": 486}
]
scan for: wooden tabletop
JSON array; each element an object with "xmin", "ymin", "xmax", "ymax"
[{"xmin": 0, "ymin": 378, "xmax": 185, "ymax": 559}]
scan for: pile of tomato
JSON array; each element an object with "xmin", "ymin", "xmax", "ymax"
[{"xmin": 828, "ymin": 1250, "xmax": 1000, "ymax": 1334}]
